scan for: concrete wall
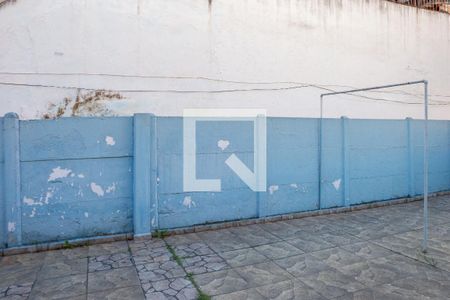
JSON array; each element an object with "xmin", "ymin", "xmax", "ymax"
[
  {"xmin": 1, "ymin": 114, "xmax": 449, "ymax": 248},
  {"xmin": 19, "ymin": 117, "xmax": 134, "ymax": 245},
  {"xmin": 0, "ymin": 117, "xmax": 4, "ymax": 247},
  {"xmin": 0, "ymin": 0, "xmax": 449, "ymax": 120}
]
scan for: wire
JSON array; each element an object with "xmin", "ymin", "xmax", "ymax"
[
  {"xmin": 0, "ymin": 81, "xmax": 311, "ymax": 93},
  {"xmin": 1, "ymin": 71, "xmax": 449, "ymax": 99},
  {"xmin": 0, "ymin": 73, "xmax": 449, "ymax": 106}
]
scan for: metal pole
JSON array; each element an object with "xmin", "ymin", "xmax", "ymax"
[
  {"xmin": 318, "ymin": 95, "xmax": 323, "ymax": 210},
  {"xmin": 422, "ymin": 80, "xmax": 429, "ymax": 253},
  {"xmin": 321, "ymin": 80, "xmax": 426, "ymax": 97}
]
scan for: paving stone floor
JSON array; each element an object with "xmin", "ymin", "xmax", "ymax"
[{"xmin": 1, "ymin": 195, "xmax": 450, "ymax": 299}]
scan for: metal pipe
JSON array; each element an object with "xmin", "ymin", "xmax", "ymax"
[
  {"xmin": 321, "ymin": 80, "xmax": 426, "ymax": 97},
  {"xmin": 422, "ymin": 80, "xmax": 429, "ymax": 253},
  {"xmin": 318, "ymin": 95, "xmax": 323, "ymax": 210}
]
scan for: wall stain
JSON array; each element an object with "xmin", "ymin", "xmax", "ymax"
[
  {"xmin": 0, "ymin": 0, "xmax": 16, "ymax": 9},
  {"xmin": 43, "ymin": 90, "xmax": 125, "ymax": 119}
]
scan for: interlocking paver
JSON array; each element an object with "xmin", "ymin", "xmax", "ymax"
[
  {"xmin": 182, "ymin": 254, "xmax": 229, "ymax": 275},
  {"xmin": 2, "ymin": 195, "xmax": 450, "ymax": 299},
  {"xmin": 88, "ymin": 286, "xmax": 145, "ymax": 300},
  {"xmin": 0, "ymin": 283, "xmax": 33, "ymax": 299},
  {"xmin": 88, "ymin": 253, "xmax": 133, "ymax": 272},
  {"xmin": 136, "ymin": 260, "xmax": 186, "ymax": 282},
  {"xmin": 142, "ymin": 277, "xmax": 198, "ymax": 300},
  {"xmin": 173, "ymin": 242, "xmax": 215, "ymax": 258}
]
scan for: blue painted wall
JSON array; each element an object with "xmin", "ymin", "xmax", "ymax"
[
  {"xmin": 0, "ymin": 117, "xmax": 4, "ymax": 247},
  {"xmin": 1, "ymin": 114, "xmax": 449, "ymax": 248},
  {"xmin": 19, "ymin": 117, "xmax": 133, "ymax": 244}
]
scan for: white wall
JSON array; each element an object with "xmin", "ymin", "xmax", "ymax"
[{"xmin": 0, "ymin": 0, "xmax": 449, "ymax": 119}]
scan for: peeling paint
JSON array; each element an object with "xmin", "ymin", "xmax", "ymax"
[
  {"xmin": 84, "ymin": 212, "xmax": 89, "ymax": 218},
  {"xmin": 90, "ymin": 182, "xmax": 104, "ymax": 197},
  {"xmin": 23, "ymin": 196, "xmax": 41, "ymax": 206},
  {"xmin": 78, "ymin": 174, "xmax": 85, "ymax": 178},
  {"xmin": 268, "ymin": 185, "xmax": 279, "ymax": 195},
  {"xmin": 332, "ymin": 179, "xmax": 342, "ymax": 191},
  {"xmin": 43, "ymin": 189, "xmax": 53, "ymax": 204},
  {"xmin": 183, "ymin": 196, "xmax": 196, "ymax": 208},
  {"xmin": 290, "ymin": 183, "xmax": 298, "ymax": 189},
  {"xmin": 106, "ymin": 182, "xmax": 117, "ymax": 193},
  {"xmin": 48, "ymin": 166, "xmax": 72, "ymax": 182},
  {"xmin": 217, "ymin": 139, "xmax": 230, "ymax": 151},
  {"xmin": 105, "ymin": 136, "xmax": 116, "ymax": 146},
  {"xmin": 30, "ymin": 208, "xmax": 36, "ymax": 218},
  {"xmin": 8, "ymin": 222, "xmax": 16, "ymax": 232}
]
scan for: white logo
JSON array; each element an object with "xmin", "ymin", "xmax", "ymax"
[{"xmin": 183, "ymin": 109, "xmax": 267, "ymax": 192}]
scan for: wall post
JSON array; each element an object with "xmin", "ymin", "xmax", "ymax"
[
  {"xmin": 3, "ymin": 113, "xmax": 21, "ymax": 247},
  {"xmin": 0, "ymin": 117, "xmax": 3, "ymax": 249},
  {"xmin": 133, "ymin": 114, "xmax": 157, "ymax": 238},
  {"xmin": 406, "ymin": 117, "xmax": 415, "ymax": 197},
  {"xmin": 342, "ymin": 116, "xmax": 350, "ymax": 206},
  {"xmin": 256, "ymin": 114, "xmax": 267, "ymax": 218}
]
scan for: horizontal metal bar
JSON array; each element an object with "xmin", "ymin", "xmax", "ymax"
[{"xmin": 321, "ymin": 80, "xmax": 427, "ymax": 97}]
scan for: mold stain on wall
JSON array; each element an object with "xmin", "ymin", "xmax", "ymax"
[
  {"xmin": 0, "ymin": 0, "xmax": 16, "ymax": 9},
  {"xmin": 43, "ymin": 90, "xmax": 125, "ymax": 119}
]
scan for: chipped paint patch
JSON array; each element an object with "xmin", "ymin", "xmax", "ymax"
[
  {"xmin": 269, "ymin": 185, "xmax": 279, "ymax": 195},
  {"xmin": 23, "ymin": 196, "xmax": 42, "ymax": 206},
  {"xmin": 78, "ymin": 174, "xmax": 85, "ymax": 178},
  {"xmin": 290, "ymin": 183, "xmax": 298, "ymax": 189},
  {"xmin": 183, "ymin": 196, "xmax": 196, "ymax": 208},
  {"xmin": 106, "ymin": 183, "xmax": 117, "ymax": 193},
  {"xmin": 43, "ymin": 189, "xmax": 53, "ymax": 204},
  {"xmin": 84, "ymin": 212, "xmax": 89, "ymax": 218},
  {"xmin": 105, "ymin": 136, "xmax": 116, "ymax": 146},
  {"xmin": 48, "ymin": 166, "xmax": 72, "ymax": 182},
  {"xmin": 8, "ymin": 222, "xmax": 16, "ymax": 232},
  {"xmin": 30, "ymin": 208, "xmax": 36, "ymax": 218},
  {"xmin": 332, "ymin": 179, "xmax": 342, "ymax": 191},
  {"xmin": 217, "ymin": 139, "xmax": 230, "ymax": 151},
  {"xmin": 90, "ymin": 182, "xmax": 104, "ymax": 197}
]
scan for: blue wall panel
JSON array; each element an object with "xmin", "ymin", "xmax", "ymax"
[
  {"xmin": 0, "ymin": 117, "xmax": 4, "ymax": 246},
  {"xmin": 411, "ymin": 120, "xmax": 450, "ymax": 194},
  {"xmin": 19, "ymin": 117, "xmax": 134, "ymax": 244},
  {"xmin": 266, "ymin": 118, "xmax": 319, "ymax": 215},
  {"xmin": 20, "ymin": 117, "xmax": 133, "ymax": 161},
  {"xmin": 157, "ymin": 117, "xmax": 258, "ymax": 228},
  {"xmin": 347, "ymin": 120, "xmax": 409, "ymax": 205},
  {"xmin": 320, "ymin": 118, "xmax": 344, "ymax": 208}
]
